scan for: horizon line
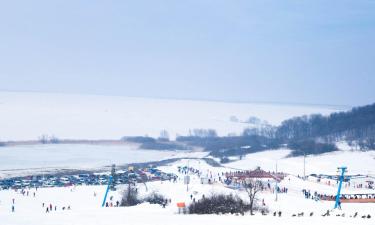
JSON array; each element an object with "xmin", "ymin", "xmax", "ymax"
[{"xmin": 0, "ymin": 88, "xmax": 353, "ymax": 110}]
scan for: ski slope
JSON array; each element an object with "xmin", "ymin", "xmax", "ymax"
[
  {"xmin": 0, "ymin": 91, "xmax": 340, "ymax": 141},
  {"xmin": 0, "ymin": 159, "xmax": 373, "ymax": 225},
  {"xmin": 225, "ymin": 149, "xmax": 375, "ymax": 175}
]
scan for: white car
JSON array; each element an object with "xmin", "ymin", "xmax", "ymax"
[{"xmin": 60, "ymin": 177, "xmax": 70, "ymax": 184}]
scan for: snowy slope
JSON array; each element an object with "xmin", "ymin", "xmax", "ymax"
[
  {"xmin": 225, "ymin": 149, "xmax": 375, "ymax": 175},
  {"xmin": 0, "ymin": 159, "xmax": 374, "ymax": 225},
  {"xmin": 1, "ymin": 144, "xmax": 374, "ymax": 179},
  {"xmin": 0, "ymin": 91, "xmax": 340, "ymax": 141}
]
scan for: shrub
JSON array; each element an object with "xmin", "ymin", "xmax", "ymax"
[
  {"xmin": 188, "ymin": 194, "xmax": 249, "ymax": 215},
  {"xmin": 220, "ymin": 157, "xmax": 230, "ymax": 164},
  {"xmin": 143, "ymin": 192, "xmax": 168, "ymax": 206}
]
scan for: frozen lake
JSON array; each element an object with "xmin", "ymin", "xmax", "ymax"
[
  {"xmin": 0, "ymin": 144, "xmax": 206, "ymax": 177},
  {"xmin": 0, "ymin": 92, "xmax": 340, "ymax": 140}
]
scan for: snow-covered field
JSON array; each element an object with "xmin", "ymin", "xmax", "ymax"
[
  {"xmin": 1, "ymin": 144, "xmax": 374, "ymax": 179},
  {"xmin": 0, "ymin": 91, "xmax": 373, "ymax": 225},
  {"xmin": 0, "ymin": 144, "xmax": 206, "ymax": 178},
  {"xmin": 225, "ymin": 149, "xmax": 375, "ymax": 175},
  {"xmin": 0, "ymin": 91, "xmax": 340, "ymax": 140},
  {"xmin": 0, "ymin": 159, "xmax": 373, "ymax": 225}
]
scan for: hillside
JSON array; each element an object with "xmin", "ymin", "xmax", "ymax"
[
  {"xmin": 171, "ymin": 103, "xmax": 375, "ymax": 158},
  {"xmin": 276, "ymin": 103, "xmax": 375, "ymax": 154}
]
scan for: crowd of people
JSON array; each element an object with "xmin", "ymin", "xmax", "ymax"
[
  {"xmin": 7, "ymin": 186, "xmax": 76, "ymax": 213},
  {"xmin": 311, "ymin": 177, "xmax": 374, "ymax": 190},
  {"xmin": 9, "ymin": 187, "xmax": 38, "ymax": 213},
  {"xmin": 302, "ymin": 188, "xmax": 375, "ymax": 203}
]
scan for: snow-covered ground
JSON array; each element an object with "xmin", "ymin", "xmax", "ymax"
[
  {"xmin": 0, "ymin": 91, "xmax": 340, "ymax": 140},
  {"xmin": 0, "ymin": 144, "xmax": 206, "ymax": 178},
  {"xmin": 1, "ymin": 143, "xmax": 374, "ymax": 179},
  {"xmin": 0, "ymin": 159, "xmax": 373, "ymax": 225},
  {"xmin": 0, "ymin": 91, "xmax": 372, "ymax": 224},
  {"xmin": 225, "ymin": 149, "xmax": 375, "ymax": 175}
]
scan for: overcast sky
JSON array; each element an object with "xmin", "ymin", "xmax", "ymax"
[{"xmin": 0, "ymin": 0, "xmax": 374, "ymax": 106}]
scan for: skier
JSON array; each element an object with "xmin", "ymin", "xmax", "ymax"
[
  {"xmin": 12, "ymin": 205, "xmax": 15, "ymax": 212},
  {"xmin": 46, "ymin": 207, "xmax": 49, "ymax": 213}
]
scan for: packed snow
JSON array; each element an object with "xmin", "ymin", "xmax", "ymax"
[
  {"xmin": 225, "ymin": 149, "xmax": 375, "ymax": 175},
  {"xmin": 0, "ymin": 159, "xmax": 374, "ymax": 225},
  {"xmin": 0, "ymin": 91, "xmax": 340, "ymax": 140}
]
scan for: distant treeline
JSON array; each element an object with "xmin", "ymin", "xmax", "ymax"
[
  {"xmin": 176, "ymin": 135, "xmax": 279, "ymax": 158},
  {"xmin": 121, "ymin": 136, "xmax": 190, "ymax": 150},
  {"xmin": 276, "ymin": 103, "xmax": 375, "ymax": 150},
  {"xmin": 174, "ymin": 103, "xmax": 375, "ymax": 158},
  {"xmin": 2, "ymin": 103, "xmax": 374, "ymax": 159}
]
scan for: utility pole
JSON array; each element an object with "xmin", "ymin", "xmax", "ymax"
[
  {"xmin": 303, "ymin": 152, "xmax": 306, "ymax": 179},
  {"xmin": 334, "ymin": 167, "xmax": 347, "ymax": 209},
  {"xmin": 110, "ymin": 164, "xmax": 116, "ymax": 191},
  {"xmin": 185, "ymin": 160, "xmax": 190, "ymax": 192},
  {"xmin": 275, "ymin": 161, "xmax": 278, "ymax": 202},
  {"xmin": 295, "ymin": 150, "xmax": 306, "ymax": 179}
]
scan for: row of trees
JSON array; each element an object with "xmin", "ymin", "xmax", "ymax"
[
  {"xmin": 39, "ymin": 135, "xmax": 59, "ymax": 144},
  {"xmin": 275, "ymin": 103, "xmax": 375, "ymax": 149},
  {"xmin": 122, "ymin": 102, "xmax": 375, "ymax": 156},
  {"xmin": 278, "ymin": 104, "xmax": 375, "ymax": 141}
]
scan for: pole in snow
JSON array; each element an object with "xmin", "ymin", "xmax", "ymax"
[
  {"xmin": 334, "ymin": 167, "xmax": 347, "ymax": 209},
  {"xmin": 102, "ymin": 176, "xmax": 113, "ymax": 207},
  {"xmin": 275, "ymin": 161, "xmax": 278, "ymax": 202},
  {"xmin": 303, "ymin": 153, "xmax": 306, "ymax": 180}
]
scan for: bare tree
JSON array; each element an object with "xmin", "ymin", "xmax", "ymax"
[
  {"xmin": 39, "ymin": 134, "xmax": 59, "ymax": 144},
  {"xmin": 39, "ymin": 134, "xmax": 49, "ymax": 144},
  {"xmin": 159, "ymin": 130, "xmax": 170, "ymax": 141},
  {"xmin": 243, "ymin": 178, "xmax": 263, "ymax": 215},
  {"xmin": 121, "ymin": 182, "xmax": 139, "ymax": 206},
  {"xmin": 49, "ymin": 135, "xmax": 59, "ymax": 144}
]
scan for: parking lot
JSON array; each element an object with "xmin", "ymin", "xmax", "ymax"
[{"xmin": 0, "ymin": 167, "xmax": 177, "ymax": 190}]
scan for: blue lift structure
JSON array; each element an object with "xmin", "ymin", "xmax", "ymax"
[
  {"xmin": 334, "ymin": 167, "xmax": 347, "ymax": 209},
  {"xmin": 101, "ymin": 176, "xmax": 113, "ymax": 207}
]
